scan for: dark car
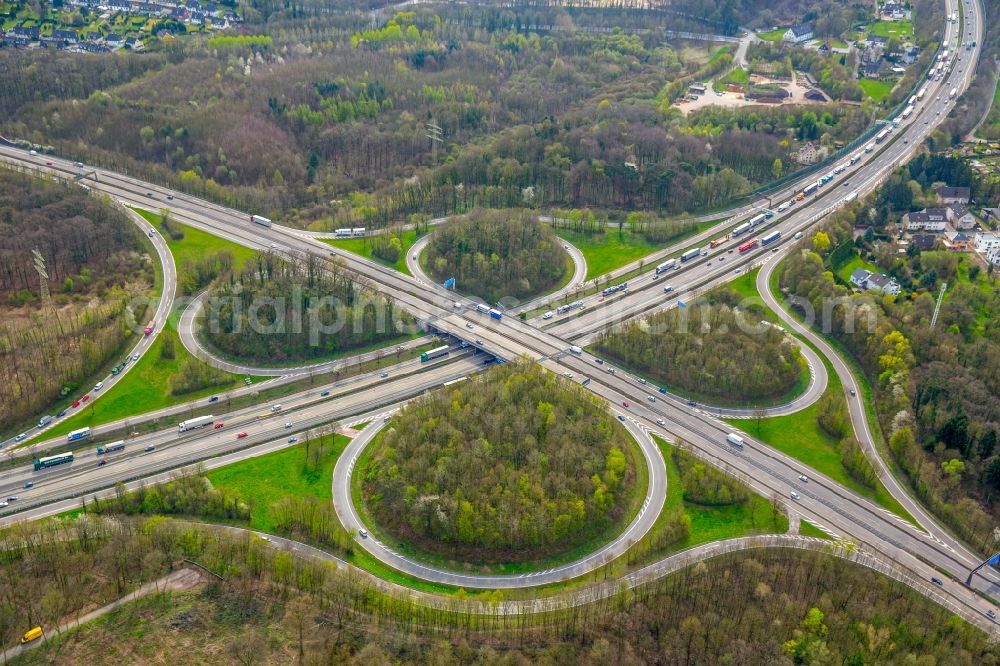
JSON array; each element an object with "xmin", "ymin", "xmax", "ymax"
[
  {"xmin": 208, "ymin": 396, "xmax": 219, "ymax": 403},
  {"xmin": 57, "ymin": 410, "xmax": 67, "ymax": 418},
  {"xmin": 931, "ymin": 576, "xmax": 944, "ymax": 586},
  {"xmin": 687, "ymin": 399, "xmax": 697, "ymax": 407},
  {"xmin": 144, "ymin": 445, "xmax": 156, "ymax": 452},
  {"xmin": 320, "ymin": 390, "xmax": 331, "ymax": 397}
]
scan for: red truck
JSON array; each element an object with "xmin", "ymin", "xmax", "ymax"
[{"xmin": 738, "ymin": 239, "xmax": 759, "ymax": 253}]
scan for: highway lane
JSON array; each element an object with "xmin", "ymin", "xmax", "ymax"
[
  {"xmin": 3, "ymin": 206, "xmax": 177, "ymax": 449},
  {"xmin": 0, "ymin": 354, "xmax": 481, "ymax": 521},
  {"xmin": 0, "ymin": 0, "xmax": 991, "ymax": 627},
  {"xmin": 333, "ymin": 415, "xmax": 666, "ymax": 589}
]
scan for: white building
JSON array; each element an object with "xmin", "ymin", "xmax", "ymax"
[{"xmin": 784, "ymin": 23, "xmax": 814, "ymax": 44}]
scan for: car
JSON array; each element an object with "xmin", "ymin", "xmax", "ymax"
[
  {"xmin": 563, "ymin": 244, "xmax": 570, "ymax": 249},
  {"xmin": 29, "ymin": 150, "xmax": 37, "ymax": 156},
  {"xmin": 269, "ymin": 242, "xmax": 277, "ymax": 249},
  {"xmin": 0, "ymin": 502, "xmax": 8, "ymax": 508},
  {"xmin": 237, "ymin": 432, "xmax": 248, "ymax": 439},
  {"xmin": 72, "ymin": 400, "xmax": 81, "ymax": 408},
  {"xmin": 209, "ymin": 396, "xmax": 219, "ymax": 403},
  {"xmin": 607, "ymin": 367, "xmax": 616, "ymax": 374},
  {"xmin": 638, "ymin": 378, "xmax": 647, "ymax": 385},
  {"xmin": 700, "ymin": 250, "xmax": 708, "ymax": 256},
  {"xmin": 931, "ymin": 576, "xmax": 944, "ymax": 586},
  {"xmin": 320, "ymin": 390, "xmax": 331, "ymax": 397},
  {"xmin": 988, "ymin": 609, "xmax": 998, "ymax": 620},
  {"xmin": 166, "ymin": 194, "xmax": 174, "ymax": 200},
  {"xmin": 288, "ymin": 436, "xmax": 298, "ymax": 443},
  {"xmin": 383, "ymin": 416, "xmax": 391, "ymax": 423},
  {"xmin": 23, "ymin": 482, "xmax": 32, "ymax": 489},
  {"xmin": 903, "ymin": 138, "xmax": 909, "ymax": 144},
  {"xmin": 14, "ymin": 433, "xmax": 26, "ymax": 443},
  {"xmin": 719, "ymin": 256, "xmax": 725, "ymax": 262},
  {"xmin": 133, "ymin": 354, "xmax": 139, "ymax": 361},
  {"xmin": 214, "ymin": 422, "xmax": 225, "ymax": 429},
  {"xmin": 474, "ymin": 339, "xmax": 483, "ymax": 345},
  {"xmin": 595, "ymin": 358, "xmax": 604, "ymax": 364},
  {"xmin": 284, "ymin": 422, "xmax": 293, "ymax": 428},
  {"xmin": 145, "ymin": 191, "xmax": 154, "ymax": 197},
  {"xmin": 656, "ymin": 418, "xmax": 666, "ymax": 426},
  {"xmin": 359, "ymin": 529, "xmax": 369, "ymax": 538},
  {"xmin": 542, "ymin": 311, "xmax": 554, "ymax": 319},
  {"xmin": 771, "ymin": 247, "xmax": 779, "ymax": 253},
  {"xmin": 622, "ymin": 401, "xmax": 630, "ymax": 408},
  {"xmin": 98, "ymin": 459, "xmax": 107, "ymax": 466},
  {"xmin": 728, "ymin": 249, "xmax": 734, "ymax": 254},
  {"xmin": 465, "ymin": 322, "xmax": 474, "ymax": 329},
  {"xmin": 81, "ymin": 394, "xmax": 90, "ymax": 402},
  {"xmin": 798, "ymin": 474, "xmax": 808, "ymax": 483},
  {"xmin": 599, "ymin": 296, "xmax": 606, "ymax": 302},
  {"xmin": 789, "ymin": 491, "xmax": 800, "ymax": 501},
  {"xmin": 379, "ymin": 372, "xmax": 389, "ymax": 378},
  {"xmin": 6, "ymin": 497, "xmax": 17, "ymax": 502},
  {"xmin": 74, "ymin": 162, "xmax": 83, "ymax": 168},
  {"xmin": 849, "ymin": 389, "xmax": 856, "ymax": 396},
  {"xmin": 93, "ymin": 382, "xmax": 103, "ymax": 391},
  {"xmin": 686, "ymin": 399, "xmax": 697, "ymax": 407},
  {"xmin": 617, "ymin": 414, "xmax": 626, "ymax": 422},
  {"xmin": 57, "ymin": 410, "xmax": 66, "ymax": 418},
  {"xmin": 563, "ymin": 372, "xmax": 573, "ymax": 379},
  {"xmin": 707, "ymin": 261, "xmax": 712, "ymax": 266},
  {"xmin": 45, "ymin": 161, "xmax": 53, "ymax": 166},
  {"xmin": 647, "ymin": 395, "xmax": 655, "ymax": 402},
  {"xmin": 144, "ymin": 445, "xmax": 156, "ymax": 452}
]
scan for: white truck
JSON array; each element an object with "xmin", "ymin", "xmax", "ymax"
[
  {"xmin": 726, "ymin": 432, "xmax": 745, "ymax": 448},
  {"xmin": 178, "ymin": 415, "xmax": 215, "ymax": 433}
]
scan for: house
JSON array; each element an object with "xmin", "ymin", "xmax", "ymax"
[
  {"xmin": 943, "ymin": 231, "xmax": 973, "ymax": 251},
  {"xmin": 51, "ymin": 29, "xmax": 77, "ymax": 44},
  {"xmin": 86, "ymin": 31, "xmax": 102, "ymax": 42},
  {"xmin": 902, "ymin": 45, "xmax": 920, "ymax": 65},
  {"xmin": 688, "ymin": 82, "xmax": 707, "ymax": 96},
  {"xmin": 911, "ymin": 234, "xmax": 939, "ymax": 251},
  {"xmin": 12, "ymin": 26, "xmax": 41, "ymax": 41},
  {"xmin": 867, "ymin": 35, "xmax": 889, "ymax": 47},
  {"xmin": 850, "ymin": 268, "xmax": 902, "ymax": 295},
  {"xmin": 947, "ymin": 204, "xmax": 976, "ymax": 229},
  {"xmin": 79, "ymin": 42, "xmax": 111, "ymax": 53},
  {"xmin": 784, "ymin": 23, "xmax": 814, "ymax": 44},
  {"xmin": 936, "ymin": 185, "xmax": 971, "ymax": 204},
  {"xmin": 975, "ymin": 231, "xmax": 1000, "ymax": 253},
  {"xmin": 988, "ymin": 247, "xmax": 1000, "ymax": 266},
  {"xmin": 795, "ymin": 141, "xmax": 826, "ymax": 165},
  {"xmin": 905, "ymin": 208, "xmax": 948, "ymax": 232},
  {"xmin": 170, "ymin": 6, "xmax": 188, "ymax": 19},
  {"xmin": 108, "ymin": 0, "xmax": 130, "ymax": 10},
  {"xmin": 125, "ymin": 37, "xmax": 144, "ymax": 50},
  {"xmin": 105, "ymin": 34, "xmax": 124, "ymax": 48},
  {"xmin": 818, "ymin": 42, "xmax": 831, "ymax": 56}
]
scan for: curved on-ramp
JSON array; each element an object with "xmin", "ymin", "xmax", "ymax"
[{"xmin": 332, "ymin": 415, "xmax": 667, "ymax": 589}]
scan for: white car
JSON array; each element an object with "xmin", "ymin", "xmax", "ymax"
[
  {"xmin": 133, "ymin": 354, "xmax": 140, "ymax": 361},
  {"xmin": 284, "ymin": 422, "xmax": 292, "ymax": 429},
  {"xmin": 798, "ymin": 475, "xmax": 808, "ymax": 483},
  {"xmin": 93, "ymin": 382, "xmax": 104, "ymax": 391},
  {"xmin": 358, "ymin": 529, "xmax": 369, "ymax": 538},
  {"xmin": 647, "ymin": 395, "xmax": 655, "ymax": 402},
  {"xmin": 656, "ymin": 418, "xmax": 666, "ymax": 426},
  {"xmin": 14, "ymin": 433, "xmax": 27, "ymax": 443},
  {"xmin": 542, "ymin": 311, "xmax": 554, "ymax": 320},
  {"xmin": 790, "ymin": 491, "xmax": 800, "ymax": 501}
]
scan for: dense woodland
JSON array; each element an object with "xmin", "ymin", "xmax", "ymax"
[
  {"xmin": 3, "ymin": 515, "xmax": 996, "ymax": 664},
  {"xmin": 425, "ymin": 210, "xmax": 567, "ymax": 303},
  {"xmin": 0, "ymin": 168, "xmax": 154, "ymax": 433},
  {"xmin": 595, "ymin": 298, "xmax": 804, "ymax": 404},
  {"xmin": 200, "ymin": 252, "xmax": 413, "ymax": 363},
  {"xmin": 361, "ymin": 362, "xmax": 636, "ymax": 563},
  {"xmin": 779, "ymin": 160, "xmax": 1000, "ymax": 551},
  {"xmin": 0, "ymin": 3, "xmax": 872, "ymax": 227}
]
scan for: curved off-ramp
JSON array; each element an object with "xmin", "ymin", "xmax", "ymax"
[
  {"xmin": 332, "ymin": 415, "xmax": 666, "ymax": 589},
  {"xmin": 404, "ymin": 233, "xmax": 589, "ymax": 314},
  {"xmin": 176, "ymin": 290, "xmax": 435, "ymax": 378}
]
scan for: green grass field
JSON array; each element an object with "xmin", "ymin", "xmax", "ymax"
[
  {"xmin": 132, "ymin": 207, "xmax": 257, "ymax": 277},
  {"xmin": 757, "ymin": 28, "xmax": 786, "ymax": 42},
  {"xmin": 859, "ymin": 78, "xmax": 894, "ymax": 104},
  {"xmin": 799, "ymin": 520, "xmax": 833, "ymax": 540},
  {"xmin": 720, "ymin": 66, "xmax": 750, "ymax": 87},
  {"xmin": 834, "ymin": 253, "xmax": 880, "ymax": 285},
  {"xmin": 868, "ymin": 20, "xmax": 912, "ymax": 39},
  {"xmin": 322, "ymin": 229, "xmax": 421, "ymax": 277},
  {"xmin": 206, "ymin": 434, "xmax": 349, "ymax": 533},
  {"xmin": 554, "ymin": 229, "xmax": 663, "ymax": 280}
]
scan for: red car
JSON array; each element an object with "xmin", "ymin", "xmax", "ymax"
[
  {"xmin": 236, "ymin": 432, "xmax": 248, "ymax": 439},
  {"xmin": 214, "ymin": 422, "xmax": 225, "ymax": 429},
  {"xmin": 45, "ymin": 161, "xmax": 53, "ymax": 166},
  {"xmin": 98, "ymin": 459, "xmax": 107, "ymax": 466},
  {"xmin": 72, "ymin": 400, "xmax": 81, "ymax": 408},
  {"xmin": 622, "ymin": 401, "xmax": 630, "ymax": 408},
  {"xmin": 81, "ymin": 395, "xmax": 90, "ymax": 402}
]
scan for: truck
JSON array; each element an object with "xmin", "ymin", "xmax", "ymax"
[
  {"xmin": 761, "ymin": 230, "xmax": 781, "ymax": 246},
  {"xmin": 37, "ymin": 415, "xmax": 53, "ymax": 428},
  {"xmin": 875, "ymin": 128, "xmax": 891, "ymax": 144},
  {"xmin": 949, "ymin": 87, "xmax": 958, "ymax": 98},
  {"xmin": 916, "ymin": 84, "xmax": 928, "ymax": 101},
  {"xmin": 556, "ymin": 300, "xmax": 584, "ymax": 315},
  {"xmin": 67, "ymin": 427, "xmax": 91, "ymax": 443},
  {"xmin": 844, "ymin": 191, "xmax": 859, "ymax": 203},
  {"xmin": 19, "ymin": 627, "xmax": 42, "ymax": 644},
  {"xmin": 803, "ymin": 181, "xmax": 819, "ymax": 196},
  {"xmin": 864, "ymin": 142, "xmax": 876, "ymax": 153},
  {"xmin": 777, "ymin": 201, "xmax": 791, "ymax": 213},
  {"xmin": 143, "ymin": 321, "xmax": 155, "ymax": 336},
  {"xmin": 748, "ymin": 213, "xmax": 767, "ymax": 227},
  {"xmin": 726, "ymin": 432, "xmax": 744, "ymax": 448},
  {"xmin": 732, "ymin": 222, "xmax": 753, "ymax": 237},
  {"xmin": 351, "ymin": 227, "xmax": 366, "ymax": 237},
  {"xmin": 849, "ymin": 153, "xmax": 862, "ymax": 165},
  {"xmin": 421, "ymin": 345, "xmax": 450, "ymax": 362},
  {"xmin": 709, "ymin": 236, "xmax": 728, "ymax": 249},
  {"xmin": 250, "ymin": 214, "xmax": 272, "ymax": 228},
  {"xmin": 488, "ymin": 308, "xmax": 503, "ymax": 320},
  {"xmin": 902, "ymin": 104, "xmax": 915, "ymax": 119},
  {"xmin": 178, "ymin": 415, "xmax": 215, "ymax": 433},
  {"xmin": 680, "ymin": 248, "xmax": 701, "ymax": 263},
  {"xmin": 601, "ymin": 282, "xmax": 628, "ymax": 297},
  {"xmin": 97, "ymin": 441, "xmax": 126, "ymax": 455},
  {"xmin": 738, "ymin": 239, "xmax": 759, "ymax": 253},
  {"xmin": 654, "ymin": 258, "xmax": 677, "ymax": 274},
  {"xmin": 475, "ymin": 304, "xmax": 490, "ymax": 314},
  {"xmin": 333, "ymin": 228, "xmax": 353, "ymax": 237},
  {"xmin": 34, "ymin": 453, "xmax": 74, "ymax": 471},
  {"xmin": 569, "ymin": 345, "xmax": 583, "ymax": 354}
]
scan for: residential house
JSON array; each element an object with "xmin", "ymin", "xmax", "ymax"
[
  {"xmin": 86, "ymin": 31, "xmax": 102, "ymax": 42},
  {"xmin": 902, "ymin": 45, "xmax": 920, "ymax": 65},
  {"xmin": 975, "ymin": 231, "xmax": 1000, "ymax": 253},
  {"xmin": 817, "ymin": 42, "xmax": 831, "ymax": 56},
  {"xmin": 946, "ymin": 204, "xmax": 977, "ymax": 229},
  {"xmin": 911, "ymin": 234, "xmax": 939, "ymax": 251},
  {"xmin": 106, "ymin": 33, "xmax": 124, "ymax": 48},
  {"xmin": 79, "ymin": 42, "xmax": 111, "ymax": 53},
  {"xmin": 936, "ymin": 185, "xmax": 971, "ymax": 204},
  {"xmin": 125, "ymin": 37, "xmax": 144, "ymax": 50},
  {"xmin": 784, "ymin": 23, "xmax": 814, "ymax": 44},
  {"xmin": 905, "ymin": 208, "xmax": 948, "ymax": 232},
  {"xmin": 867, "ymin": 35, "xmax": 889, "ymax": 48},
  {"xmin": 51, "ymin": 29, "xmax": 78, "ymax": 44},
  {"xmin": 943, "ymin": 231, "xmax": 973, "ymax": 251},
  {"xmin": 850, "ymin": 268, "xmax": 902, "ymax": 295},
  {"xmin": 795, "ymin": 141, "xmax": 825, "ymax": 165},
  {"xmin": 12, "ymin": 26, "xmax": 41, "ymax": 41},
  {"xmin": 108, "ymin": 0, "xmax": 130, "ymax": 10},
  {"xmin": 988, "ymin": 247, "xmax": 1000, "ymax": 266},
  {"xmin": 170, "ymin": 6, "xmax": 188, "ymax": 19}
]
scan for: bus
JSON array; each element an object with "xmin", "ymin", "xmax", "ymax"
[
  {"xmin": 97, "ymin": 441, "xmax": 126, "ymax": 455},
  {"xmin": 738, "ymin": 239, "xmax": 759, "ymax": 253},
  {"xmin": 761, "ymin": 231, "xmax": 782, "ymax": 246},
  {"xmin": 34, "ymin": 453, "xmax": 74, "ymax": 471},
  {"xmin": 421, "ymin": 345, "xmax": 450, "ymax": 362},
  {"xmin": 67, "ymin": 427, "xmax": 91, "ymax": 443}
]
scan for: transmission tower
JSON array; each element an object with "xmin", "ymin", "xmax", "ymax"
[
  {"xmin": 426, "ymin": 123, "xmax": 443, "ymax": 162},
  {"xmin": 930, "ymin": 282, "xmax": 947, "ymax": 329},
  {"xmin": 32, "ymin": 248, "xmax": 50, "ymax": 307}
]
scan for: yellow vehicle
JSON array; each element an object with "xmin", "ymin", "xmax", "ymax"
[{"xmin": 20, "ymin": 626, "xmax": 42, "ymax": 644}]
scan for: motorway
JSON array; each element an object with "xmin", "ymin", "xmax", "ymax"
[{"xmin": 0, "ymin": 0, "xmax": 995, "ymax": 634}]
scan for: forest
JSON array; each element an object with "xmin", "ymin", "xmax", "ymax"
[
  {"xmin": 425, "ymin": 209, "xmax": 567, "ymax": 303},
  {"xmin": 0, "ymin": 3, "xmax": 869, "ymax": 228},
  {"xmin": 200, "ymin": 252, "xmax": 413, "ymax": 363},
  {"xmin": 594, "ymin": 297, "xmax": 805, "ymax": 404},
  {"xmin": 0, "ymin": 167, "xmax": 154, "ymax": 433},
  {"xmin": 2, "ymin": 514, "xmax": 995, "ymax": 665},
  {"xmin": 778, "ymin": 160, "xmax": 1000, "ymax": 552},
  {"xmin": 361, "ymin": 362, "xmax": 637, "ymax": 563}
]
